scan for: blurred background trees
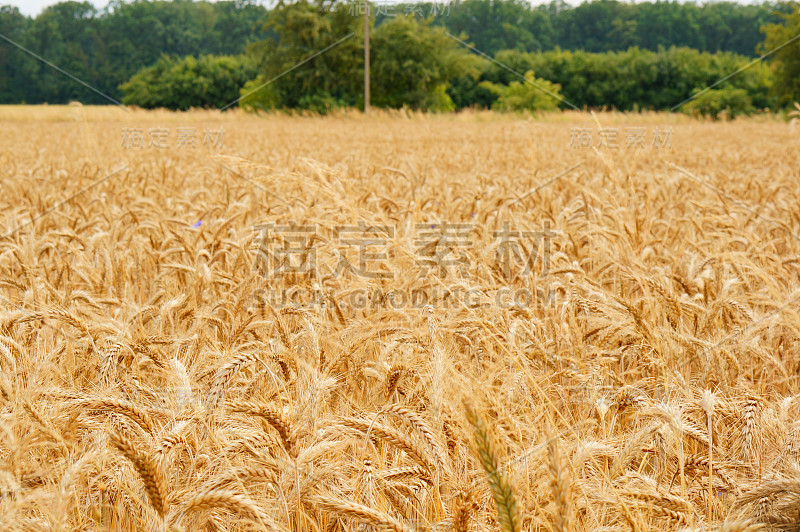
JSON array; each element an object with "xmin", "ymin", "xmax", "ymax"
[
  {"xmin": 759, "ymin": 2, "xmax": 800, "ymax": 106},
  {"xmin": 0, "ymin": 0, "xmax": 797, "ymax": 116}
]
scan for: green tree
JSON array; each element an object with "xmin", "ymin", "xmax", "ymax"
[
  {"xmin": 430, "ymin": 0, "xmax": 555, "ymax": 55},
  {"xmin": 681, "ymin": 87, "xmax": 755, "ymax": 119},
  {"xmin": 119, "ymin": 54, "xmax": 258, "ymax": 110},
  {"xmin": 0, "ymin": 0, "xmax": 270, "ymax": 105},
  {"xmin": 760, "ymin": 2, "xmax": 800, "ymax": 106},
  {"xmin": 22, "ymin": 2, "xmax": 102, "ymax": 103},
  {"xmin": 459, "ymin": 46, "xmax": 773, "ymax": 112},
  {"xmin": 370, "ymin": 16, "xmax": 482, "ymax": 110},
  {"xmin": 245, "ymin": 3, "xmax": 480, "ymax": 112},
  {"xmin": 245, "ymin": 0, "xmax": 363, "ymax": 112},
  {"xmin": 96, "ymin": 0, "xmax": 269, "ymax": 101},
  {"xmin": 0, "ymin": 6, "xmax": 36, "ymax": 103}
]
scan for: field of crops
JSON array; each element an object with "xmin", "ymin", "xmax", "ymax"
[{"xmin": 1, "ymin": 105, "xmax": 799, "ymax": 531}]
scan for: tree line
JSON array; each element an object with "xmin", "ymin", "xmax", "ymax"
[
  {"xmin": 421, "ymin": 0, "xmax": 793, "ymax": 57},
  {"xmin": 0, "ymin": 0, "xmax": 270, "ymax": 104},
  {"xmin": 1, "ymin": 0, "xmax": 798, "ymax": 114}
]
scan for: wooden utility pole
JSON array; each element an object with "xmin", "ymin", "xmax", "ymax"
[{"xmin": 364, "ymin": 0, "xmax": 370, "ymax": 115}]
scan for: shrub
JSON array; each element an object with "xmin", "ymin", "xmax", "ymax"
[
  {"xmin": 479, "ymin": 71, "xmax": 562, "ymax": 112},
  {"xmin": 120, "ymin": 54, "xmax": 258, "ymax": 110},
  {"xmin": 681, "ymin": 86, "xmax": 755, "ymax": 119}
]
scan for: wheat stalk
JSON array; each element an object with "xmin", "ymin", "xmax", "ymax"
[{"xmin": 464, "ymin": 401, "xmax": 520, "ymax": 532}]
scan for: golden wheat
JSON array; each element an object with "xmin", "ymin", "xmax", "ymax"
[{"xmin": 0, "ymin": 106, "xmax": 799, "ymax": 531}]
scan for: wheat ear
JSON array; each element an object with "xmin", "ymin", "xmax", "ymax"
[
  {"xmin": 109, "ymin": 430, "xmax": 168, "ymax": 518},
  {"xmin": 464, "ymin": 401, "xmax": 520, "ymax": 532},
  {"xmin": 315, "ymin": 495, "xmax": 407, "ymax": 531}
]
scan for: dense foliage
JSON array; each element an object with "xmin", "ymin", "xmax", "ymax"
[
  {"xmin": 237, "ymin": 3, "xmax": 482, "ymax": 113},
  {"xmin": 119, "ymin": 54, "xmax": 258, "ymax": 110},
  {"xmin": 1, "ymin": 0, "xmax": 798, "ymax": 115},
  {"xmin": 479, "ymin": 71, "xmax": 562, "ymax": 111},
  {"xmin": 0, "ymin": 0, "xmax": 269, "ymax": 104},
  {"xmin": 448, "ymin": 46, "xmax": 775, "ymax": 112},
  {"xmin": 759, "ymin": 2, "xmax": 800, "ymax": 106},
  {"xmin": 414, "ymin": 0, "xmax": 792, "ymax": 57}
]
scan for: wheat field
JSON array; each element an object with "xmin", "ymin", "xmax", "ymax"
[{"xmin": 1, "ymin": 105, "xmax": 799, "ymax": 531}]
